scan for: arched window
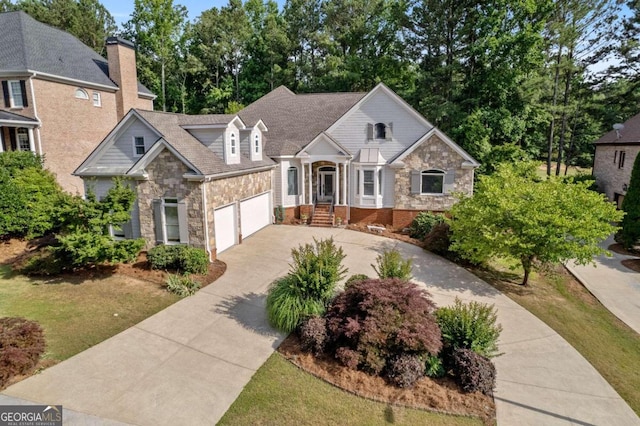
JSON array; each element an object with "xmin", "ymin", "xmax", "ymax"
[
  {"xmin": 230, "ymin": 133, "xmax": 237, "ymax": 155},
  {"xmin": 75, "ymin": 88, "xmax": 89, "ymax": 99},
  {"xmin": 254, "ymin": 133, "xmax": 260, "ymax": 154},
  {"xmin": 374, "ymin": 123, "xmax": 386, "ymax": 139},
  {"xmin": 421, "ymin": 169, "xmax": 445, "ymax": 194}
]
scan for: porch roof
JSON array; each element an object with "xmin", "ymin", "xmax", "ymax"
[{"xmin": 0, "ymin": 110, "xmax": 39, "ymax": 126}]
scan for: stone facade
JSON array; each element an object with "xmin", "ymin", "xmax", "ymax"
[
  {"xmin": 204, "ymin": 170, "xmax": 272, "ymax": 255},
  {"xmin": 395, "ymin": 134, "xmax": 474, "ymax": 211},
  {"xmin": 593, "ymin": 144, "xmax": 640, "ymax": 204},
  {"xmin": 137, "ymin": 149, "xmax": 205, "ymax": 249}
]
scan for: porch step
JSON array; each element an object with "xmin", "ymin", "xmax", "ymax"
[{"xmin": 310, "ymin": 206, "xmax": 334, "ymax": 227}]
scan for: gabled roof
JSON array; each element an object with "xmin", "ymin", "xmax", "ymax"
[
  {"xmin": 238, "ymin": 86, "xmax": 366, "ymax": 156},
  {"xmin": 0, "ymin": 11, "xmax": 152, "ymax": 95},
  {"xmin": 391, "ymin": 128, "xmax": 480, "ymax": 168},
  {"xmin": 296, "ymin": 132, "xmax": 351, "ymax": 157},
  {"xmin": 0, "ymin": 109, "xmax": 39, "ymax": 126},
  {"xmin": 595, "ymin": 112, "xmax": 640, "ymax": 145}
]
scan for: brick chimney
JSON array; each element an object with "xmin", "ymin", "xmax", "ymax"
[{"xmin": 106, "ymin": 37, "xmax": 139, "ymax": 120}]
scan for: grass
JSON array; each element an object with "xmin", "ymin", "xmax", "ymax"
[
  {"xmin": 0, "ymin": 264, "xmax": 179, "ymax": 361},
  {"xmin": 219, "ymin": 353, "xmax": 483, "ymax": 426},
  {"xmin": 474, "ymin": 260, "xmax": 640, "ymax": 416},
  {"xmin": 535, "ymin": 161, "xmax": 592, "ymax": 178}
]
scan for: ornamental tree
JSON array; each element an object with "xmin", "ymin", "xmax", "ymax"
[{"xmin": 449, "ymin": 162, "xmax": 622, "ymax": 285}]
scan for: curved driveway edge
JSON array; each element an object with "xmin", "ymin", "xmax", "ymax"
[{"xmin": 2, "ymin": 226, "xmax": 639, "ymax": 425}]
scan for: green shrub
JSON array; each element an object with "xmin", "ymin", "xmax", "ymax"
[
  {"xmin": 0, "ymin": 317, "xmax": 46, "ymax": 388},
  {"xmin": 55, "ymin": 233, "xmax": 144, "ymax": 267},
  {"xmin": 166, "ymin": 274, "xmax": 201, "ymax": 297},
  {"xmin": 325, "ymin": 278, "xmax": 442, "ymax": 377},
  {"xmin": 148, "ymin": 245, "xmax": 209, "ymax": 275},
  {"xmin": 20, "ymin": 249, "xmax": 64, "ymax": 276},
  {"xmin": 451, "ymin": 348, "xmax": 496, "ymax": 396},
  {"xmin": 386, "ymin": 354, "xmax": 425, "ymax": 388},
  {"xmin": 344, "ymin": 274, "xmax": 369, "ymax": 288},
  {"xmin": 0, "ymin": 151, "xmax": 44, "ymax": 175},
  {"xmin": 425, "ymin": 355, "xmax": 445, "ymax": 378},
  {"xmin": 266, "ymin": 276, "xmax": 326, "ymax": 333},
  {"xmin": 372, "ymin": 249, "xmax": 412, "ymax": 280},
  {"xmin": 409, "ymin": 212, "xmax": 446, "ymax": 240},
  {"xmin": 435, "ymin": 298, "xmax": 502, "ymax": 358},
  {"xmin": 618, "ymin": 153, "xmax": 640, "ymax": 249},
  {"xmin": 299, "ymin": 316, "xmax": 328, "ymax": 355}
]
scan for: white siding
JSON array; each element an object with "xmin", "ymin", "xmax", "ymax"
[
  {"xmin": 83, "ymin": 177, "xmax": 141, "ymax": 238},
  {"xmin": 329, "ymin": 90, "xmax": 429, "ymax": 161},
  {"xmin": 225, "ymin": 123, "xmax": 241, "ymax": 164},
  {"xmin": 187, "ymin": 128, "xmax": 224, "ymax": 158},
  {"xmin": 95, "ymin": 119, "xmax": 159, "ymax": 168},
  {"xmin": 280, "ymin": 158, "xmax": 302, "ymax": 207},
  {"xmin": 382, "ymin": 166, "xmax": 395, "ymax": 207},
  {"xmin": 307, "ymin": 137, "xmax": 340, "ymax": 155},
  {"xmin": 273, "ymin": 160, "xmax": 282, "ymax": 206},
  {"xmin": 240, "ymin": 130, "xmax": 251, "ymax": 157}
]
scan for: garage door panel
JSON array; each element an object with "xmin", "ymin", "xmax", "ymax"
[
  {"xmin": 240, "ymin": 193, "xmax": 270, "ymax": 238},
  {"xmin": 214, "ymin": 204, "xmax": 237, "ymax": 253}
]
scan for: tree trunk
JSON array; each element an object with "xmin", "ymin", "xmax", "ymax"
[
  {"xmin": 564, "ymin": 113, "xmax": 579, "ymax": 175},
  {"xmin": 161, "ymin": 60, "xmax": 166, "ymax": 112},
  {"xmin": 547, "ymin": 49, "xmax": 562, "ymax": 176},
  {"xmin": 556, "ymin": 45, "xmax": 574, "ymax": 176},
  {"xmin": 521, "ymin": 255, "xmax": 533, "ymax": 286}
]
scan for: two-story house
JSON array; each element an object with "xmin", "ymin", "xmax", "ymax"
[
  {"xmin": 0, "ymin": 11, "xmax": 154, "ymax": 193},
  {"xmin": 75, "ymin": 83, "xmax": 478, "ymax": 259}
]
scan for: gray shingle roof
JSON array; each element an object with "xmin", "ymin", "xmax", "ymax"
[
  {"xmin": 135, "ymin": 110, "xmax": 274, "ymax": 176},
  {"xmin": 0, "ymin": 109, "xmax": 38, "ymax": 123},
  {"xmin": 0, "ymin": 11, "xmax": 153, "ymax": 95},
  {"xmin": 595, "ymin": 112, "xmax": 640, "ymax": 145},
  {"xmin": 238, "ymin": 86, "xmax": 366, "ymax": 156}
]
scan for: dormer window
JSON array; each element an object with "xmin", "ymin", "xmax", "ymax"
[
  {"xmin": 367, "ymin": 122, "xmax": 393, "ymax": 141},
  {"xmin": 75, "ymin": 88, "xmax": 89, "ymax": 99},
  {"xmin": 230, "ymin": 132, "xmax": 237, "ymax": 155},
  {"xmin": 254, "ymin": 134, "xmax": 260, "ymax": 154}
]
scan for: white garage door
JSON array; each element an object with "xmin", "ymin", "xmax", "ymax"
[
  {"xmin": 214, "ymin": 204, "xmax": 237, "ymax": 254},
  {"xmin": 240, "ymin": 192, "xmax": 271, "ymax": 239}
]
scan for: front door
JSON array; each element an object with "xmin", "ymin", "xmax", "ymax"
[{"xmin": 317, "ymin": 171, "xmax": 335, "ymax": 202}]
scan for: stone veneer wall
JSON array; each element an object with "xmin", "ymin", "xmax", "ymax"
[
  {"xmin": 395, "ymin": 134, "xmax": 474, "ymax": 210},
  {"xmin": 137, "ymin": 149, "xmax": 205, "ymax": 249},
  {"xmin": 204, "ymin": 170, "xmax": 272, "ymax": 255},
  {"xmin": 593, "ymin": 144, "xmax": 640, "ymax": 201}
]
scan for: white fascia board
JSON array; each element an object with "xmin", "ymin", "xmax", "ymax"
[
  {"xmin": 30, "ymin": 70, "xmax": 118, "ymax": 92},
  {"xmin": 0, "ymin": 120, "xmax": 39, "ymax": 127},
  {"xmin": 181, "ymin": 124, "xmax": 228, "ymax": 129},
  {"xmin": 205, "ymin": 164, "xmax": 277, "ymax": 181},
  {"xmin": 296, "ymin": 132, "xmax": 352, "ymax": 157},
  {"xmin": 253, "ymin": 119, "xmax": 268, "ymax": 132},
  {"xmin": 0, "ymin": 70, "xmax": 35, "ymax": 78}
]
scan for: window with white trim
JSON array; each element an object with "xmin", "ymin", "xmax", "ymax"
[
  {"xmin": 288, "ymin": 167, "xmax": 298, "ymax": 195},
  {"xmin": 230, "ymin": 132, "xmax": 237, "ymax": 155},
  {"xmin": 8, "ymin": 80, "xmax": 24, "ymax": 108},
  {"xmin": 363, "ymin": 170, "xmax": 375, "ymax": 196},
  {"xmin": 92, "ymin": 92, "xmax": 101, "ymax": 107},
  {"xmin": 163, "ymin": 198, "xmax": 180, "ymax": 243},
  {"xmin": 16, "ymin": 128, "xmax": 30, "ymax": 151},
  {"xmin": 421, "ymin": 169, "xmax": 445, "ymax": 194},
  {"xmin": 254, "ymin": 133, "xmax": 260, "ymax": 154},
  {"xmin": 75, "ymin": 88, "xmax": 89, "ymax": 99},
  {"xmin": 134, "ymin": 136, "xmax": 145, "ymax": 156}
]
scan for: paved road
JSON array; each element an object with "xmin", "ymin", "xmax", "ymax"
[
  {"xmin": 567, "ymin": 234, "xmax": 640, "ymax": 334},
  {"xmin": 2, "ymin": 226, "xmax": 638, "ymax": 425}
]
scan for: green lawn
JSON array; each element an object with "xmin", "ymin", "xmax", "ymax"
[
  {"xmin": 475, "ymin": 261, "xmax": 640, "ymax": 416},
  {"xmin": 219, "ymin": 353, "xmax": 483, "ymax": 426},
  {"xmin": 0, "ymin": 264, "xmax": 179, "ymax": 361}
]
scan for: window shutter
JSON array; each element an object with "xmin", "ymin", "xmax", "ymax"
[
  {"xmin": 366, "ymin": 123, "xmax": 373, "ymax": 140},
  {"xmin": 2, "ymin": 82, "xmax": 9, "ymax": 107},
  {"xmin": 410, "ymin": 171, "xmax": 421, "ymax": 194},
  {"xmin": 153, "ymin": 199, "xmax": 164, "ymax": 243},
  {"xmin": 385, "ymin": 122, "xmax": 393, "ymax": 140},
  {"xmin": 19, "ymin": 81, "xmax": 28, "ymax": 107},
  {"xmin": 178, "ymin": 200, "xmax": 189, "ymax": 244},
  {"xmin": 443, "ymin": 170, "xmax": 456, "ymax": 194},
  {"xmin": 122, "ymin": 221, "xmax": 133, "ymax": 239}
]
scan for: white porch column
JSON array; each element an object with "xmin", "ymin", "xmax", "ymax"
[
  {"xmin": 343, "ymin": 162, "xmax": 348, "ymax": 206},
  {"xmin": 301, "ymin": 161, "xmax": 306, "ymax": 204},
  {"xmin": 27, "ymin": 128, "xmax": 35, "ymax": 153},
  {"xmin": 308, "ymin": 163, "xmax": 313, "ymax": 204},
  {"xmin": 335, "ymin": 161, "xmax": 340, "ymax": 205}
]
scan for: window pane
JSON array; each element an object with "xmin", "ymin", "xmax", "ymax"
[
  {"xmin": 135, "ymin": 137, "xmax": 145, "ymax": 155},
  {"xmin": 288, "ymin": 168, "xmax": 298, "ymax": 195},
  {"xmin": 93, "ymin": 92, "xmax": 101, "ymax": 106},
  {"xmin": 363, "ymin": 170, "xmax": 374, "ymax": 196},
  {"xmin": 164, "ymin": 205, "xmax": 180, "ymax": 242},
  {"xmin": 422, "ymin": 174, "xmax": 443, "ymax": 193},
  {"xmin": 10, "ymin": 81, "xmax": 23, "ymax": 107},
  {"xmin": 17, "ymin": 129, "xmax": 29, "ymax": 151},
  {"xmin": 374, "ymin": 123, "xmax": 385, "ymax": 139}
]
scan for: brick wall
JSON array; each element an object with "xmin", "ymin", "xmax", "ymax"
[
  {"xmin": 0, "ymin": 77, "xmax": 36, "ymax": 118},
  {"xmin": 593, "ymin": 144, "xmax": 640, "ymax": 201},
  {"xmin": 349, "ymin": 207, "xmax": 393, "ymax": 225}
]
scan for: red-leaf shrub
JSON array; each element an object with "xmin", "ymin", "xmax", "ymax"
[
  {"xmin": 451, "ymin": 348, "xmax": 496, "ymax": 396},
  {"xmin": 335, "ymin": 347, "xmax": 360, "ymax": 369},
  {"xmin": 325, "ymin": 278, "xmax": 442, "ymax": 375},
  {"xmin": 387, "ymin": 354, "xmax": 426, "ymax": 388},
  {"xmin": 0, "ymin": 317, "xmax": 45, "ymax": 388},
  {"xmin": 299, "ymin": 316, "xmax": 328, "ymax": 355}
]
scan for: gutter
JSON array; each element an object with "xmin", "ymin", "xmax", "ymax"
[{"xmin": 26, "ymin": 73, "xmax": 43, "ymax": 155}]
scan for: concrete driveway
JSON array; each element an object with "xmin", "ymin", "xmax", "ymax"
[{"xmin": 2, "ymin": 226, "xmax": 638, "ymax": 425}]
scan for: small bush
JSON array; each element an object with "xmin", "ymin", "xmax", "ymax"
[
  {"xmin": 266, "ymin": 276, "xmax": 326, "ymax": 333},
  {"xmin": 0, "ymin": 317, "xmax": 46, "ymax": 388},
  {"xmin": 451, "ymin": 348, "xmax": 496, "ymax": 396},
  {"xmin": 372, "ymin": 249, "xmax": 412, "ymax": 280},
  {"xmin": 20, "ymin": 249, "xmax": 64, "ymax": 276},
  {"xmin": 148, "ymin": 245, "xmax": 209, "ymax": 275},
  {"xmin": 166, "ymin": 274, "xmax": 201, "ymax": 297},
  {"xmin": 344, "ymin": 274, "xmax": 369, "ymax": 288},
  {"xmin": 386, "ymin": 354, "xmax": 425, "ymax": 388},
  {"xmin": 299, "ymin": 316, "xmax": 328, "ymax": 355},
  {"xmin": 325, "ymin": 278, "xmax": 442, "ymax": 375},
  {"xmin": 424, "ymin": 222, "xmax": 455, "ymax": 257},
  {"xmin": 425, "ymin": 355, "xmax": 445, "ymax": 378},
  {"xmin": 409, "ymin": 212, "xmax": 446, "ymax": 240},
  {"xmin": 436, "ymin": 298, "xmax": 502, "ymax": 358}
]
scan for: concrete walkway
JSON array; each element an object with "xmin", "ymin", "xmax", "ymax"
[
  {"xmin": 566, "ymin": 234, "xmax": 640, "ymax": 334},
  {"xmin": 2, "ymin": 226, "xmax": 638, "ymax": 425}
]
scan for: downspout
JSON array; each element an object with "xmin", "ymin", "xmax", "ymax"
[
  {"xmin": 27, "ymin": 73, "xmax": 43, "ymax": 155},
  {"xmin": 201, "ymin": 183, "xmax": 213, "ymax": 262}
]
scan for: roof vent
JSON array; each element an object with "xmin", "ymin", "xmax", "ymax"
[{"xmin": 613, "ymin": 123, "xmax": 624, "ymax": 139}]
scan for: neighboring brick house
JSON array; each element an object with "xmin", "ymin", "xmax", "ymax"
[
  {"xmin": 593, "ymin": 113, "xmax": 640, "ymax": 208},
  {"xmin": 0, "ymin": 11, "xmax": 154, "ymax": 194},
  {"xmin": 75, "ymin": 83, "xmax": 478, "ymax": 259}
]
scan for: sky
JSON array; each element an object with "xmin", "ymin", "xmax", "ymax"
[{"xmin": 108, "ymin": 0, "xmax": 227, "ymax": 27}]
